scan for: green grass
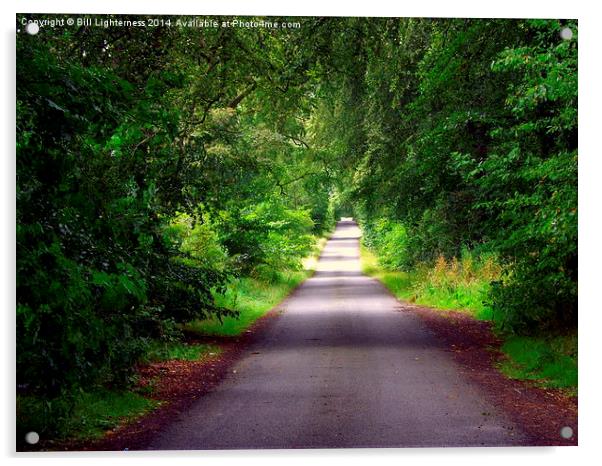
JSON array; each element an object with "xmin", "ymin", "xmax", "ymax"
[
  {"xmin": 17, "ymin": 389, "xmax": 157, "ymax": 442},
  {"xmin": 360, "ymin": 244, "xmax": 577, "ymax": 391},
  {"xmin": 499, "ymin": 335, "xmax": 577, "ymax": 393},
  {"xmin": 184, "ymin": 236, "xmax": 328, "ymax": 337},
  {"xmin": 69, "ymin": 390, "xmax": 157, "ymax": 440},
  {"xmin": 144, "ymin": 341, "xmax": 221, "ymax": 362},
  {"xmin": 184, "ymin": 270, "xmax": 310, "ymax": 337},
  {"xmin": 360, "ymin": 245, "xmax": 494, "ymax": 319}
]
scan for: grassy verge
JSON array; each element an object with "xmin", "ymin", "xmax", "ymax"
[
  {"xmin": 17, "ymin": 389, "xmax": 157, "ymax": 443},
  {"xmin": 65, "ymin": 390, "xmax": 157, "ymax": 440},
  {"xmin": 499, "ymin": 335, "xmax": 577, "ymax": 393},
  {"xmin": 184, "ymin": 271, "xmax": 310, "ymax": 336},
  {"xmin": 144, "ymin": 341, "xmax": 221, "ymax": 362},
  {"xmin": 361, "ymin": 245, "xmax": 496, "ymax": 319},
  {"xmin": 360, "ymin": 244, "xmax": 577, "ymax": 392},
  {"xmin": 17, "ymin": 340, "xmax": 220, "ymax": 446},
  {"xmin": 184, "ymin": 236, "xmax": 329, "ymax": 337}
]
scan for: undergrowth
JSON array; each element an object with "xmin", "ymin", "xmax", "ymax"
[
  {"xmin": 17, "ymin": 389, "xmax": 157, "ymax": 444},
  {"xmin": 361, "ymin": 245, "xmax": 498, "ymax": 320},
  {"xmin": 144, "ymin": 341, "xmax": 221, "ymax": 362}
]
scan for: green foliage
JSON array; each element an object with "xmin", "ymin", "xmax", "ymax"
[
  {"xmin": 499, "ymin": 335, "xmax": 577, "ymax": 390},
  {"xmin": 481, "ymin": 21, "xmax": 578, "ymax": 332},
  {"xmin": 144, "ymin": 342, "xmax": 220, "ymax": 362},
  {"xmin": 217, "ymin": 199, "xmax": 315, "ymax": 274},
  {"xmin": 167, "ymin": 213, "xmax": 229, "ymax": 271},
  {"xmin": 361, "ymin": 218, "xmax": 409, "ymax": 270},
  {"xmin": 361, "ymin": 244, "xmax": 500, "ymax": 320},
  {"xmin": 17, "ymin": 389, "xmax": 156, "ymax": 443},
  {"xmin": 186, "ymin": 269, "xmax": 311, "ymax": 337},
  {"xmin": 17, "ymin": 34, "xmax": 230, "ymax": 401}
]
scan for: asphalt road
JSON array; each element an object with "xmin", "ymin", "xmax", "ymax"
[{"xmin": 149, "ymin": 219, "xmax": 526, "ymax": 449}]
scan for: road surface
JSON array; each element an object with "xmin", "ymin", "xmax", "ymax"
[{"xmin": 149, "ymin": 219, "xmax": 525, "ymax": 449}]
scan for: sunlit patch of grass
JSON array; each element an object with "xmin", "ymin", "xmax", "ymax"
[
  {"xmin": 185, "ymin": 236, "xmax": 328, "ymax": 338},
  {"xmin": 185, "ymin": 271, "xmax": 310, "ymax": 337},
  {"xmin": 499, "ymin": 334, "xmax": 577, "ymax": 392},
  {"xmin": 360, "ymin": 245, "xmax": 494, "ymax": 319},
  {"xmin": 69, "ymin": 390, "xmax": 158, "ymax": 440},
  {"xmin": 360, "ymin": 244, "xmax": 384, "ymax": 276}
]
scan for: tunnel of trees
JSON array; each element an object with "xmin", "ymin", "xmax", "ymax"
[{"xmin": 17, "ymin": 16, "xmax": 577, "ymax": 427}]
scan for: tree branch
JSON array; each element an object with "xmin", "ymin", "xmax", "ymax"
[{"xmin": 227, "ymin": 82, "xmax": 257, "ymax": 109}]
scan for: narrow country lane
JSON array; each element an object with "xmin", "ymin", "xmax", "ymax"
[{"xmin": 149, "ymin": 219, "xmax": 526, "ymax": 449}]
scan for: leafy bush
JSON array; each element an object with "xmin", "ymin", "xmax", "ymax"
[
  {"xmin": 361, "ymin": 218, "xmax": 409, "ymax": 270},
  {"xmin": 166, "ymin": 213, "xmax": 229, "ymax": 271},
  {"xmin": 217, "ymin": 198, "xmax": 315, "ymax": 274}
]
